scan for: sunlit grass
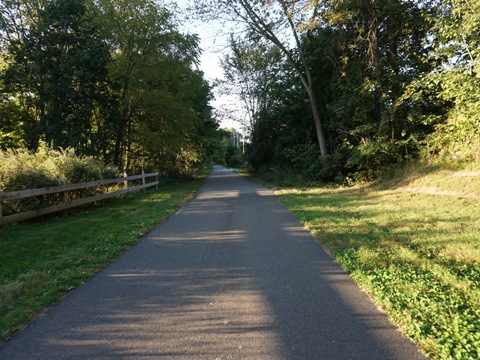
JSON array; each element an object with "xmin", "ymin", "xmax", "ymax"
[
  {"xmin": 275, "ymin": 172, "xmax": 480, "ymax": 360},
  {"xmin": 0, "ymin": 175, "xmax": 206, "ymax": 343}
]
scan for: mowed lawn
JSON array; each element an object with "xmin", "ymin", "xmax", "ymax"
[
  {"xmin": 0, "ymin": 176, "xmax": 206, "ymax": 344},
  {"xmin": 276, "ymin": 170, "xmax": 480, "ymax": 360}
]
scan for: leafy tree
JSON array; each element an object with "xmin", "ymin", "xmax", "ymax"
[
  {"xmin": 0, "ymin": 56, "xmax": 25, "ymax": 149},
  {"xmin": 2, "ymin": 0, "xmax": 113, "ymax": 154},
  {"xmin": 218, "ymin": 29, "xmax": 333, "ymax": 177},
  {"xmin": 136, "ymin": 67, "xmax": 216, "ymax": 178},
  {"xmin": 96, "ymin": 0, "xmax": 213, "ymax": 175},
  {"xmin": 195, "ymin": 0, "xmax": 329, "ymax": 156},
  {"xmin": 422, "ymin": 0, "xmax": 480, "ymax": 162},
  {"xmin": 318, "ymin": 0, "xmax": 434, "ymax": 175},
  {"xmin": 220, "ymin": 36, "xmax": 284, "ymax": 136},
  {"xmin": 246, "ymin": 59, "xmax": 317, "ymax": 174},
  {"xmin": 0, "ymin": 0, "xmax": 218, "ymax": 178},
  {"xmin": 0, "ymin": 98, "xmax": 27, "ymax": 150},
  {"xmin": 222, "ymin": 0, "xmax": 442, "ymax": 180},
  {"xmin": 1, "ymin": 0, "xmax": 45, "ymax": 149}
]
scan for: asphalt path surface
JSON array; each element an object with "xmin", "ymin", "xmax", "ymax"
[{"xmin": 0, "ymin": 166, "xmax": 427, "ymax": 359}]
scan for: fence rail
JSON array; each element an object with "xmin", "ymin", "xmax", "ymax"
[{"xmin": 0, "ymin": 172, "xmax": 159, "ymax": 226}]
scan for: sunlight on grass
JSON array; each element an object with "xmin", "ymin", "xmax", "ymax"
[
  {"xmin": 276, "ymin": 172, "xmax": 480, "ymax": 360},
  {"xmin": 0, "ymin": 176, "xmax": 206, "ymax": 343}
]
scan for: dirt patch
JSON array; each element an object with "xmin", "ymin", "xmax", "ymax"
[
  {"xmin": 451, "ymin": 171, "xmax": 480, "ymax": 177},
  {"xmin": 400, "ymin": 186, "xmax": 480, "ymax": 201}
]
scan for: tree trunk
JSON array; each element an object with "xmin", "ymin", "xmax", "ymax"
[
  {"xmin": 123, "ymin": 121, "xmax": 131, "ymax": 172},
  {"xmin": 308, "ymin": 88, "xmax": 329, "ymax": 156},
  {"xmin": 232, "ymin": 0, "xmax": 329, "ymax": 157}
]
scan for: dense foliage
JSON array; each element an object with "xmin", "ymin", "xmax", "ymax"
[
  {"xmin": 0, "ymin": 144, "xmax": 119, "ymax": 215},
  {"xmin": 210, "ymin": 0, "xmax": 480, "ymax": 181},
  {"xmin": 0, "ymin": 0, "xmax": 220, "ymax": 178}
]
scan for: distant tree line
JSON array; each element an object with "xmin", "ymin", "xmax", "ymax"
[
  {"xmin": 0, "ymin": 0, "xmax": 220, "ymax": 179},
  {"xmin": 200, "ymin": 0, "xmax": 480, "ymax": 182}
]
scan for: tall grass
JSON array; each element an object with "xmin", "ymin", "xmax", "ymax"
[{"xmin": 0, "ymin": 145, "xmax": 119, "ymax": 216}]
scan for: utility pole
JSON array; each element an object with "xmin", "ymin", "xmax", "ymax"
[{"xmin": 231, "ymin": 130, "xmax": 239, "ymax": 148}]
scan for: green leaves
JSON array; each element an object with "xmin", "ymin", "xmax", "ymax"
[
  {"xmin": 414, "ymin": 0, "xmax": 480, "ymax": 164},
  {"xmin": 0, "ymin": 0, "xmax": 217, "ymax": 176},
  {"xmin": 278, "ymin": 172, "xmax": 480, "ymax": 359},
  {"xmin": 340, "ymin": 251, "xmax": 480, "ymax": 359},
  {"xmin": 94, "ymin": 0, "xmax": 214, "ymax": 175},
  {"xmin": 2, "ymin": 0, "xmax": 113, "ymax": 154}
]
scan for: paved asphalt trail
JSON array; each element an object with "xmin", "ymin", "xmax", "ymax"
[{"xmin": 0, "ymin": 166, "xmax": 426, "ymax": 360}]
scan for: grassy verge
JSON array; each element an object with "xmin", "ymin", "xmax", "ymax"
[
  {"xmin": 264, "ymin": 170, "xmax": 479, "ymax": 359},
  {"xmin": 0, "ymin": 174, "xmax": 207, "ymax": 343}
]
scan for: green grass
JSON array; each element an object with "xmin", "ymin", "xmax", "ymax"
[
  {"xmin": 0, "ymin": 174, "xmax": 206, "ymax": 343},
  {"xmin": 271, "ymin": 170, "xmax": 480, "ymax": 359}
]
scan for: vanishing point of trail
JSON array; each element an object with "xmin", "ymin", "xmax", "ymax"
[{"xmin": 0, "ymin": 166, "xmax": 426, "ymax": 359}]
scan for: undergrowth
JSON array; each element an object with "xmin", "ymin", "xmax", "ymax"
[{"xmin": 0, "ymin": 144, "xmax": 119, "ymax": 216}]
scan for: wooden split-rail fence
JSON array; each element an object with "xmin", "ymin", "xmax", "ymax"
[{"xmin": 0, "ymin": 171, "xmax": 159, "ymax": 226}]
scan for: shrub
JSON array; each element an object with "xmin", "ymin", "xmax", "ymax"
[
  {"xmin": 426, "ymin": 113, "xmax": 480, "ymax": 165},
  {"xmin": 283, "ymin": 143, "xmax": 346, "ymax": 182},
  {"xmin": 162, "ymin": 147, "xmax": 203, "ymax": 182},
  {"xmin": 55, "ymin": 153, "xmax": 103, "ymax": 183},
  {"xmin": 0, "ymin": 144, "xmax": 119, "ymax": 216},
  {"xmin": 345, "ymin": 139, "xmax": 402, "ymax": 181},
  {"xmin": 0, "ymin": 147, "xmax": 57, "ymax": 191},
  {"xmin": 255, "ymin": 165, "xmax": 304, "ymax": 187},
  {"xmin": 227, "ymin": 153, "xmax": 244, "ymax": 168}
]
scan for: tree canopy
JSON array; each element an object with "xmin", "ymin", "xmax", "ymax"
[
  {"xmin": 0, "ymin": 0, "xmax": 219, "ymax": 178},
  {"xmin": 205, "ymin": 0, "xmax": 480, "ymax": 181},
  {"xmin": 1, "ymin": 0, "xmax": 479, "ymax": 182},
  {"xmin": 195, "ymin": 0, "xmax": 330, "ymax": 156}
]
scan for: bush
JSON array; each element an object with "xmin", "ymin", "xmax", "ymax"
[
  {"xmin": 283, "ymin": 143, "xmax": 346, "ymax": 182},
  {"xmin": 227, "ymin": 153, "xmax": 244, "ymax": 168},
  {"xmin": 55, "ymin": 154, "xmax": 103, "ymax": 183},
  {"xmin": 255, "ymin": 165, "xmax": 304, "ymax": 187},
  {"xmin": 0, "ymin": 144, "xmax": 119, "ymax": 216},
  {"xmin": 345, "ymin": 139, "xmax": 403, "ymax": 182},
  {"xmin": 0, "ymin": 149, "xmax": 56, "ymax": 192},
  {"xmin": 162, "ymin": 147, "xmax": 204, "ymax": 182},
  {"xmin": 425, "ymin": 114, "xmax": 480, "ymax": 165}
]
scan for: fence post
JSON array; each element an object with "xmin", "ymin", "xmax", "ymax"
[
  {"xmin": 63, "ymin": 191, "xmax": 69, "ymax": 217},
  {"xmin": 0, "ymin": 201, "xmax": 3, "ymax": 221},
  {"xmin": 155, "ymin": 173, "xmax": 159, "ymax": 190},
  {"xmin": 142, "ymin": 169, "xmax": 146, "ymax": 194},
  {"xmin": 123, "ymin": 171, "xmax": 128, "ymax": 189},
  {"xmin": 100, "ymin": 175, "xmax": 106, "ymax": 207}
]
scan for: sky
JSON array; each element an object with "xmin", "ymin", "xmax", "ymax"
[
  {"xmin": 166, "ymin": 0, "xmax": 243, "ymax": 131},
  {"xmin": 171, "ymin": 1, "xmax": 225, "ymax": 80}
]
